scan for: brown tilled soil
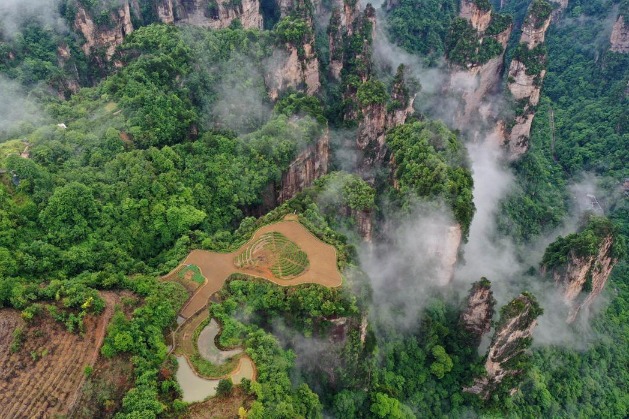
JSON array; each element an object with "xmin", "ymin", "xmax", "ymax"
[
  {"xmin": 162, "ymin": 265, "xmax": 204, "ymax": 295},
  {"xmin": 184, "ymin": 386, "xmax": 255, "ymax": 419},
  {"xmin": 0, "ymin": 293, "xmax": 119, "ymax": 419},
  {"xmin": 169, "ymin": 217, "xmax": 343, "ymax": 320}
]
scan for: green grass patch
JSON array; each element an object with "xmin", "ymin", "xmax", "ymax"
[
  {"xmin": 234, "ymin": 232, "xmax": 309, "ymax": 279},
  {"xmin": 178, "ymin": 264, "xmax": 205, "ymax": 284}
]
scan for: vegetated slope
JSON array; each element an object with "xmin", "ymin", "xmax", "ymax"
[{"xmin": 0, "ymin": 294, "xmax": 118, "ymax": 418}]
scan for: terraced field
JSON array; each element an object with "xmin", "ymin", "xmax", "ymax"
[
  {"xmin": 0, "ymin": 293, "xmax": 118, "ymax": 418},
  {"xmin": 234, "ymin": 232, "xmax": 310, "ymax": 279}
]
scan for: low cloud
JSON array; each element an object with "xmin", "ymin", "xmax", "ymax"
[{"xmin": 0, "ymin": 0, "xmax": 66, "ymax": 38}]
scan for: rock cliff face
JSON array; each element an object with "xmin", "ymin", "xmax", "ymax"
[
  {"xmin": 277, "ymin": 128, "xmax": 330, "ymax": 203},
  {"xmin": 449, "ymin": 1, "xmax": 513, "ymax": 131},
  {"xmin": 351, "ymin": 209, "xmax": 373, "ymax": 242},
  {"xmin": 610, "ymin": 15, "xmax": 629, "ymax": 53},
  {"xmin": 501, "ymin": 0, "xmax": 553, "ymax": 158},
  {"xmin": 430, "ymin": 224, "xmax": 463, "ymax": 285},
  {"xmin": 265, "ymin": 1, "xmax": 321, "ymax": 100},
  {"xmin": 160, "ymin": 0, "xmax": 263, "ymax": 29},
  {"xmin": 73, "ymin": 0, "xmax": 263, "ymax": 62},
  {"xmin": 357, "ymin": 65, "xmax": 414, "ymax": 179},
  {"xmin": 466, "ymin": 293, "xmax": 542, "ymax": 398},
  {"xmin": 266, "ymin": 43, "xmax": 320, "ymax": 100},
  {"xmin": 543, "ymin": 235, "xmax": 618, "ymax": 323},
  {"xmin": 74, "ymin": 2, "xmax": 134, "ymax": 61},
  {"xmin": 460, "ymin": 0, "xmax": 492, "ymax": 32},
  {"xmin": 460, "ymin": 279, "xmax": 495, "ymax": 346}
]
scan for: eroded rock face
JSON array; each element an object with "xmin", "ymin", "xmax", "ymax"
[
  {"xmin": 169, "ymin": 0, "xmax": 263, "ymax": 29},
  {"xmin": 460, "ymin": 0, "xmax": 492, "ymax": 32},
  {"xmin": 266, "ymin": 1, "xmax": 321, "ymax": 99},
  {"xmin": 74, "ymin": 0, "xmax": 263, "ymax": 62},
  {"xmin": 266, "ymin": 43, "xmax": 321, "ymax": 100},
  {"xmin": 460, "ymin": 279, "xmax": 495, "ymax": 345},
  {"xmin": 543, "ymin": 235, "xmax": 617, "ymax": 323},
  {"xmin": 278, "ymin": 128, "xmax": 329, "ymax": 203},
  {"xmin": 351, "ymin": 208, "xmax": 373, "ymax": 242},
  {"xmin": 449, "ymin": 1, "xmax": 513, "ymax": 132},
  {"xmin": 507, "ymin": 61, "xmax": 544, "ymax": 105},
  {"xmin": 520, "ymin": 9, "xmax": 552, "ymax": 49},
  {"xmin": 74, "ymin": 2, "xmax": 134, "ymax": 61},
  {"xmin": 432, "ymin": 224, "xmax": 463, "ymax": 285},
  {"xmin": 500, "ymin": 1, "xmax": 553, "ymax": 158},
  {"xmin": 357, "ymin": 66, "xmax": 415, "ymax": 179},
  {"xmin": 466, "ymin": 293, "xmax": 542, "ymax": 398},
  {"xmin": 611, "ymin": 15, "xmax": 629, "ymax": 53}
]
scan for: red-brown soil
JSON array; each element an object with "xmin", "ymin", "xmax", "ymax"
[
  {"xmin": 168, "ymin": 216, "xmax": 343, "ymax": 320},
  {"xmin": 0, "ymin": 293, "xmax": 120, "ymax": 418}
]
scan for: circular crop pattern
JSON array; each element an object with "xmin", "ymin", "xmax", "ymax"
[{"xmin": 234, "ymin": 232, "xmax": 310, "ymax": 279}]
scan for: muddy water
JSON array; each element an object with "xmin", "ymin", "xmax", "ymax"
[
  {"xmin": 175, "ymin": 355, "xmax": 256, "ymax": 403},
  {"xmin": 175, "ymin": 356, "xmax": 219, "ymax": 402},
  {"xmin": 197, "ymin": 319, "xmax": 242, "ymax": 364}
]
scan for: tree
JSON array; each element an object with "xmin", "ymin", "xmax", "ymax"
[{"xmin": 217, "ymin": 378, "xmax": 233, "ymax": 397}]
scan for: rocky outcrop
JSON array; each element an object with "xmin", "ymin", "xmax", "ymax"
[
  {"xmin": 328, "ymin": 8, "xmax": 345, "ymax": 80},
  {"xmin": 519, "ymin": 7, "xmax": 552, "ymax": 49},
  {"xmin": 266, "ymin": 43, "xmax": 320, "ymax": 100},
  {"xmin": 542, "ymin": 232, "xmax": 619, "ymax": 323},
  {"xmin": 449, "ymin": 1, "xmax": 513, "ymax": 131},
  {"xmin": 351, "ymin": 209, "xmax": 373, "ymax": 242},
  {"xmin": 430, "ymin": 224, "xmax": 463, "ymax": 285},
  {"xmin": 266, "ymin": 3, "xmax": 320, "ymax": 99},
  {"xmin": 501, "ymin": 0, "xmax": 553, "ymax": 158},
  {"xmin": 73, "ymin": 0, "xmax": 263, "ymax": 62},
  {"xmin": 460, "ymin": 278, "xmax": 495, "ymax": 346},
  {"xmin": 278, "ymin": 128, "xmax": 329, "ymax": 203},
  {"xmin": 327, "ymin": 0, "xmax": 365, "ymax": 80},
  {"xmin": 466, "ymin": 293, "xmax": 542, "ymax": 398},
  {"xmin": 460, "ymin": 0, "xmax": 493, "ymax": 32},
  {"xmin": 611, "ymin": 15, "xmax": 629, "ymax": 53},
  {"xmin": 357, "ymin": 65, "xmax": 414, "ymax": 179},
  {"xmin": 74, "ymin": 2, "xmax": 134, "ymax": 61},
  {"xmin": 166, "ymin": 0, "xmax": 263, "ymax": 29}
]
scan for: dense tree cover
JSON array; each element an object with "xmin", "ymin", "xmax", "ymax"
[
  {"xmin": 0, "ymin": 22, "xmax": 90, "ymax": 92},
  {"xmin": 101, "ymin": 277, "xmax": 189, "ymax": 418},
  {"xmin": 386, "ymin": 121, "xmax": 475, "ymax": 237},
  {"xmin": 446, "ymin": 17, "xmax": 505, "ymax": 67},
  {"xmin": 0, "ymin": 0, "xmax": 627, "ymax": 417},
  {"xmin": 542, "ymin": 215, "xmax": 627, "ymax": 268},
  {"xmin": 497, "ymin": 1, "xmax": 629, "ymax": 417},
  {"xmin": 208, "ymin": 277, "xmax": 359, "ymax": 418},
  {"xmin": 385, "ymin": 0, "xmax": 460, "ymax": 63}
]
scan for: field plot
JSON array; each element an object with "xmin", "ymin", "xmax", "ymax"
[
  {"xmin": 0, "ymin": 294, "xmax": 118, "ymax": 418},
  {"xmin": 234, "ymin": 232, "xmax": 310, "ymax": 279},
  {"xmin": 162, "ymin": 263, "xmax": 205, "ymax": 294}
]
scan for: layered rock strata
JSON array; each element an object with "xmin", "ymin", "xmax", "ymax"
[{"xmin": 466, "ymin": 293, "xmax": 542, "ymax": 398}]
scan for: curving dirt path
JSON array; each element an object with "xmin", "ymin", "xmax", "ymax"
[{"xmin": 165, "ymin": 216, "xmax": 343, "ymax": 400}]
